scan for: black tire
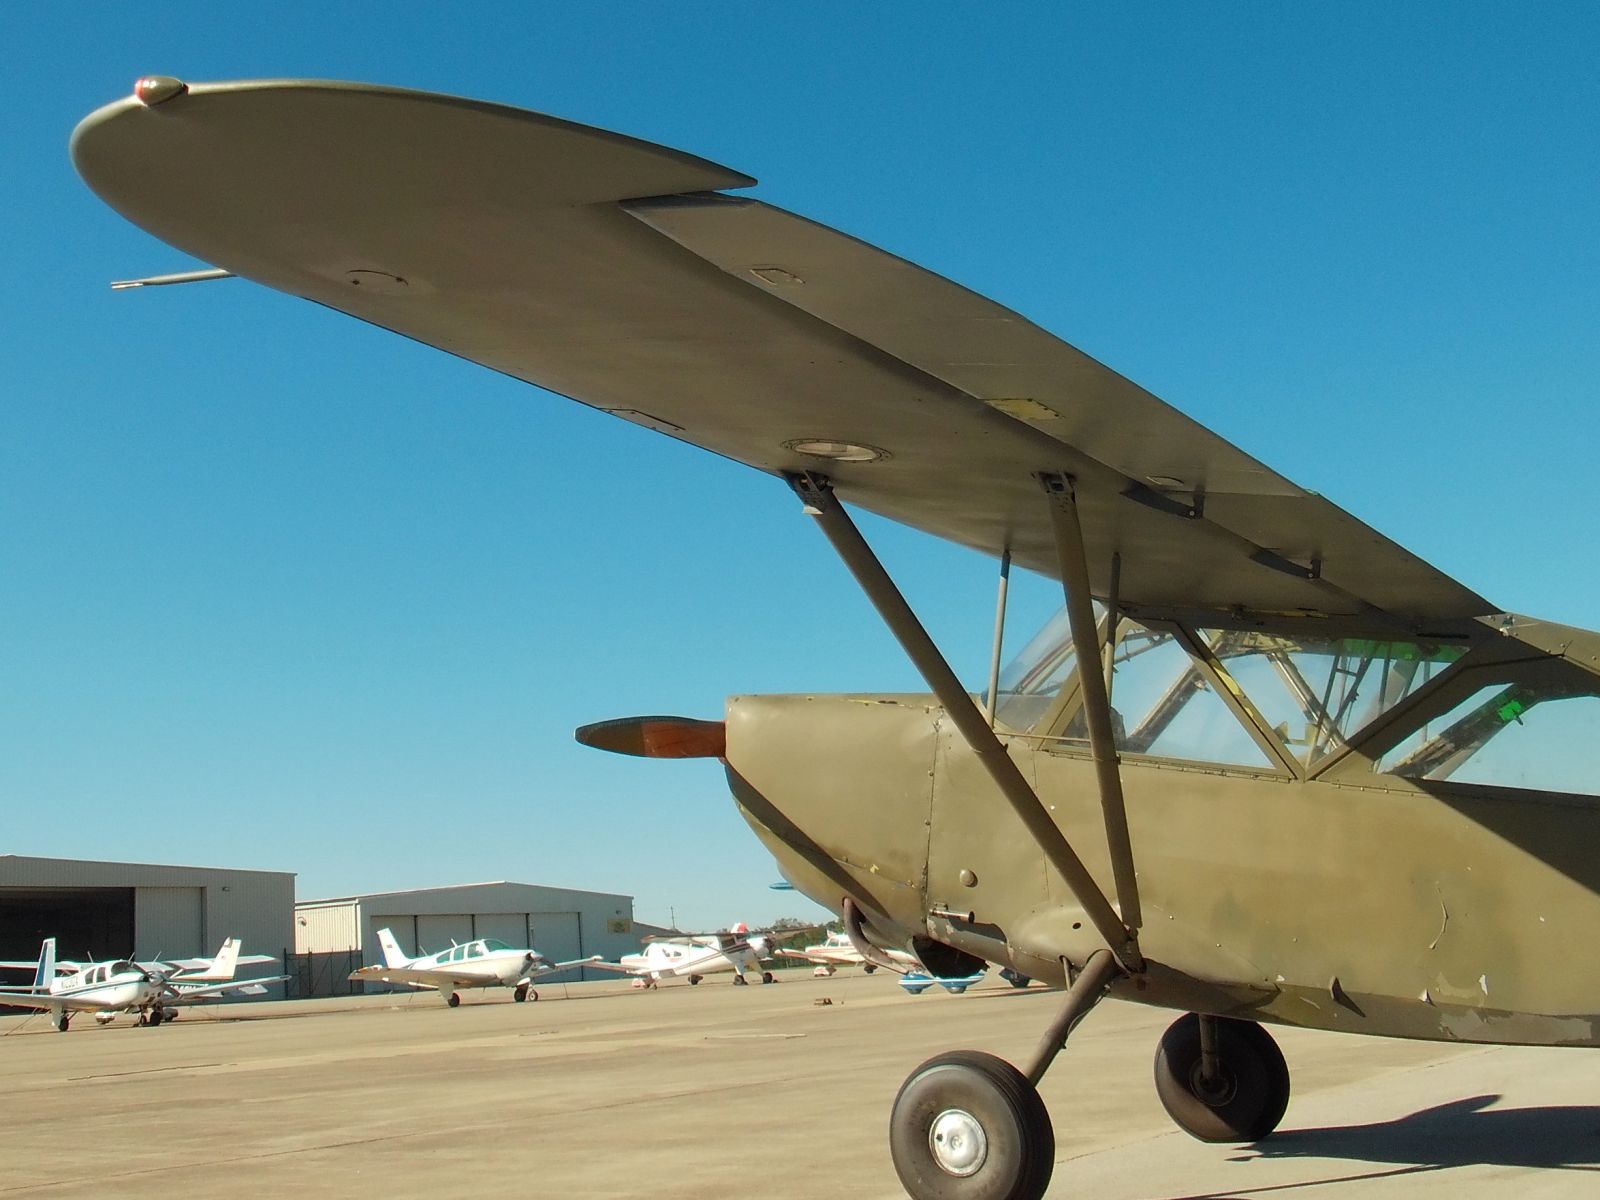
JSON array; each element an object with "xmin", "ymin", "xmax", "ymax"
[
  {"xmin": 447, "ymin": 992, "xmax": 461, "ymax": 1008},
  {"xmin": 687, "ymin": 975, "xmax": 702, "ymax": 986},
  {"xmin": 762, "ymin": 971, "xmax": 775, "ymax": 984},
  {"xmin": 732, "ymin": 975, "xmax": 748, "ymax": 986},
  {"xmin": 1154, "ymin": 1013, "xmax": 1290, "ymax": 1143},
  {"xmin": 148, "ymin": 1009, "xmax": 165, "ymax": 1027},
  {"xmin": 513, "ymin": 984, "xmax": 529, "ymax": 1003},
  {"xmin": 889, "ymin": 1050, "xmax": 1054, "ymax": 1200},
  {"xmin": 864, "ymin": 964, "xmax": 878, "ymax": 975},
  {"xmin": 55, "ymin": 1012, "xmax": 70, "ymax": 1033}
]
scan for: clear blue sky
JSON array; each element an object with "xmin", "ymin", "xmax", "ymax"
[{"xmin": 4, "ymin": 6, "xmax": 1597, "ymax": 930}]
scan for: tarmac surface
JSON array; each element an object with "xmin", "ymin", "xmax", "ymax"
[{"xmin": 3, "ymin": 970, "xmax": 1599, "ymax": 1198}]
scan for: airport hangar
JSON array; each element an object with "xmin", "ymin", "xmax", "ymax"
[
  {"xmin": 295, "ymin": 881, "xmax": 639, "ymax": 992},
  {"xmin": 0, "ymin": 854, "xmax": 295, "ymax": 986}
]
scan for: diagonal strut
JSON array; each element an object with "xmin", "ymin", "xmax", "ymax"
[{"xmin": 787, "ymin": 471, "xmax": 1143, "ymax": 973}]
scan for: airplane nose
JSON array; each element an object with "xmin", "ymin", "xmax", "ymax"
[{"xmin": 574, "ymin": 716, "xmax": 725, "ymax": 759}]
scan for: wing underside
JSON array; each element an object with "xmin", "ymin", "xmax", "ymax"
[{"xmin": 70, "ymin": 79, "xmax": 1495, "ymax": 636}]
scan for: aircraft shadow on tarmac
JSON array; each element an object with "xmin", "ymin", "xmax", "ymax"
[
  {"xmin": 1166, "ymin": 1095, "xmax": 1600, "ymax": 1200},
  {"xmin": 1252, "ymin": 1094, "xmax": 1600, "ymax": 1169}
]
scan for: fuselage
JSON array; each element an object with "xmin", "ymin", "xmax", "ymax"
[
  {"xmin": 623, "ymin": 940, "xmax": 759, "ymax": 980},
  {"xmin": 48, "ymin": 963, "xmax": 160, "ymax": 1013},
  {"xmin": 726, "ymin": 613, "xmax": 1600, "ymax": 1048}
]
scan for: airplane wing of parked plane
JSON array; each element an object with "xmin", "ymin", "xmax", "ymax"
[{"xmin": 71, "ymin": 77, "xmax": 1496, "ymax": 641}]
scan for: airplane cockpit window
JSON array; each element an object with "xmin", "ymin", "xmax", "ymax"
[
  {"xmin": 1202, "ymin": 632, "xmax": 1466, "ymax": 766},
  {"xmin": 1096, "ymin": 624, "xmax": 1272, "ymax": 768},
  {"xmin": 109, "ymin": 961, "xmax": 135, "ymax": 975},
  {"xmin": 466, "ymin": 943, "xmax": 483, "ymax": 959},
  {"xmin": 1377, "ymin": 679, "xmax": 1600, "ymax": 796},
  {"xmin": 994, "ymin": 607, "xmax": 1079, "ymax": 731},
  {"xmin": 480, "ymin": 939, "xmax": 510, "ymax": 952}
]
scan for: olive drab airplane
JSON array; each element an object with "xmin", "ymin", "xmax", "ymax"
[
  {"xmin": 0, "ymin": 937, "xmax": 286, "ymax": 1031},
  {"xmin": 587, "ymin": 923, "xmax": 812, "ymax": 987},
  {"xmin": 74, "ymin": 77, "xmax": 1600, "ymax": 1200},
  {"xmin": 348, "ymin": 927, "xmax": 601, "ymax": 1006}
]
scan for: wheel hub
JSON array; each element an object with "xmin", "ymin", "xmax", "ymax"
[
  {"xmin": 1189, "ymin": 1062, "xmax": 1238, "ymax": 1107},
  {"xmin": 928, "ymin": 1108, "xmax": 988, "ymax": 1177}
]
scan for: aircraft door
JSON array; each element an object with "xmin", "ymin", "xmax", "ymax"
[{"xmin": 925, "ymin": 721, "xmax": 1054, "ymax": 972}]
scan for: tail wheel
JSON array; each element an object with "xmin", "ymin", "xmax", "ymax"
[
  {"xmin": 890, "ymin": 1050, "xmax": 1054, "ymax": 1200},
  {"xmin": 1154, "ymin": 1013, "xmax": 1290, "ymax": 1143}
]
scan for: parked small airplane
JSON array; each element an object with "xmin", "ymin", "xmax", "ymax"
[
  {"xmin": 589, "ymin": 924, "xmax": 808, "ymax": 987},
  {"xmin": 778, "ymin": 930, "xmax": 915, "ymax": 976},
  {"xmin": 0, "ymin": 937, "xmax": 285, "ymax": 1031},
  {"xmin": 348, "ymin": 928, "xmax": 600, "ymax": 1006}
]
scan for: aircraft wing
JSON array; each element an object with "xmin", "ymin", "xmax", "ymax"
[
  {"xmin": 165, "ymin": 974, "xmax": 290, "ymax": 1002},
  {"xmin": 0, "ymin": 989, "xmax": 106, "ymax": 1013},
  {"xmin": 580, "ymin": 960, "xmax": 644, "ymax": 976},
  {"xmin": 778, "ymin": 947, "xmax": 857, "ymax": 965},
  {"xmin": 71, "ymin": 79, "xmax": 1496, "ymax": 637},
  {"xmin": 348, "ymin": 965, "xmax": 441, "ymax": 989},
  {"xmin": 536, "ymin": 956, "xmax": 604, "ymax": 975},
  {"xmin": 159, "ymin": 954, "xmax": 277, "ymax": 974}
]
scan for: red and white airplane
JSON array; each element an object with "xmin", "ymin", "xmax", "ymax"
[
  {"xmin": 589, "ymin": 924, "xmax": 812, "ymax": 988},
  {"xmin": 778, "ymin": 930, "xmax": 919, "ymax": 977}
]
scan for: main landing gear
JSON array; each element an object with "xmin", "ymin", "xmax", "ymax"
[
  {"xmin": 887, "ymin": 952, "xmax": 1292, "ymax": 1200},
  {"xmin": 52, "ymin": 1011, "xmax": 70, "ymax": 1033},
  {"xmin": 447, "ymin": 992, "xmax": 461, "ymax": 1008},
  {"xmin": 513, "ymin": 983, "xmax": 538, "ymax": 1003}
]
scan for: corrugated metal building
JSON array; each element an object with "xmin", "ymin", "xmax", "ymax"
[
  {"xmin": 295, "ymin": 881, "xmax": 636, "ymax": 991},
  {"xmin": 0, "ymin": 855, "xmax": 294, "ymax": 996}
]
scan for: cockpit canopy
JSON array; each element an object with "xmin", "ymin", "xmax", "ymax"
[{"xmin": 995, "ymin": 604, "xmax": 1600, "ymax": 797}]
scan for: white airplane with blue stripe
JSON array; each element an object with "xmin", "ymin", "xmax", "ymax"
[
  {"xmin": 0, "ymin": 937, "xmax": 284, "ymax": 1031},
  {"xmin": 348, "ymin": 927, "xmax": 601, "ymax": 1007}
]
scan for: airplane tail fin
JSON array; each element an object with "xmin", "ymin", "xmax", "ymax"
[
  {"xmin": 207, "ymin": 937, "xmax": 242, "ymax": 980},
  {"xmin": 376, "ymin": 928, "xmax": 409, "ymax": 968},
  {"xmin": 33, "ymin": 938, "xmax": 56, "ymax": 991}
]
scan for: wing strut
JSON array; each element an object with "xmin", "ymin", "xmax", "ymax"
[
  {"xmin": 1039, "ymin": 473, "xmax": 1142, "ymax": 933},
  {"xmin": 787, "ymin": 472, "xmax": 1143, "ymax": 973}
]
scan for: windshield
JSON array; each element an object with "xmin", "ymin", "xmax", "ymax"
[
  {"xmin": 1204, "ymin": 631, "xmax": 1467, "ymax": 765},
  {"xmin": 994, "ymin": 606, "xmax": 1082, "ymax": 730}
]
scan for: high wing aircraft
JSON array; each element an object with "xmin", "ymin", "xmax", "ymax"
[
  {"xmin": 587, "ymin": 923, "xmax": 809, "ymax": 987},
  {"xmin": 73, "ymin": 77, "xmax": 1600, "ymax": 1200},
  {"xmin": 348, "ymin": 927, "xmax": 600, "ymax": 1006},
  {"xmin": 0, "ymin": 937, "xmax": 285, "ymax": 1030}
]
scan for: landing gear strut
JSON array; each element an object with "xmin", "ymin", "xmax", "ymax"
[
  {"xmin": 889, "ymin": 950, "xmax": 1118, "ymax": 1200},
  {"xmin": 888, "ymin": 952, "xmax": 1294, "ymax": 1200},
  {"xmin": 1154, "ymin": 1013, "xmax": 1290, "ymax": 1142}
]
